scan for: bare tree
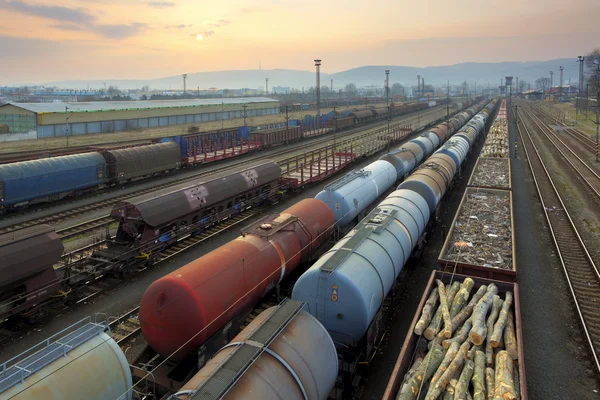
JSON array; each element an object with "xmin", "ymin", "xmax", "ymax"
[
  {"xmin": 107, "ymin": 85, "xmax": 121, "ymax": 96},
  {"xmin": 535, "ymin": 77, "xmax": 551, "ymax": 93},
  {"xmin": 344, "ymin": 83, "xmax": 357, "ymax": 96},
  {"xmin": 585, "ymin": 48, "xmax": 600, "ymax": 97},
  {"xmin": 391, "ymin": 83, "xmax": 404, "ymax": 96},
  {"xmin": 141, "ymin": 85, "xmax": 150, "ymax": 92}
]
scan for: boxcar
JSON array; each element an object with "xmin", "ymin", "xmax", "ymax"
[
  {"xmin": 0, "ymin": 152, "xmax": 107, "ymax": 209},
  {"xmin": 103, "ymin": 142, "xmax": 181, "ymax": 183}
]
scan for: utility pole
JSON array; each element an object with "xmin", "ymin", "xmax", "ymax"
[
  {"xmin": 417, "ymin": 74, "xmax": 420, "ymax": 99},
  {"xmin": 515, "ymin": 77, "xmax": 518, "ymax": 96},
  {"xmin": 330, "ymin": 79, "xmax": 333, "ymax": 94},
  {"xmin": 314, "ymin": 59, "xmax": 321, "ymax": 120},
  {"xmin": 197, "ymin": 86, "xmax": 200, "ymax": 97},
  {"xmin": 221, "ymin": 102, "xmax": 224, "ymax": 130},
  {"xmin": 594, "ymin": 59, "xmax": 600, "ymax": 162},
  {"xmin": 65, "ymin": 106, "xmax": 70, "ymax": 147},
  {"xmin": 385, "ymin": 70, "xmax": 390, "ymax": 108},
  {"xmin": 559, "ymin": 66, "xmax": 564, "ymax": 102},
  {"xmin": 182, "ymin": 74, "xmax": 187, "ymax": 95},
  {"xmin": 265, "ymin": 77, "xmax": 268, "ymax": 95},
  {"xmin": 550, "ymin": 70, "xmax": 554, "ymax": 112},
  {"xmin": 242, "ymin": 103, "xmax": 247, "ymax": 127},
  {"xmin": 446, "ymin": 80, "xmax": 450, "ymax": 122},
  {"xmin": 333, "ymin": 105, "xmax": 338, "ymax": 148},
  {"xmin": 577, "ymin": 56, "xmax": 585, "ymax": 115},
  {"xmin": 284, "ymin": 105, "xmax": 289, "ymax": 144}
]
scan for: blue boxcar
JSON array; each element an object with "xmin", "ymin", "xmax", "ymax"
[{"xmin": 0, "ymin": 153, "xmax": 107, "ymax": 207}]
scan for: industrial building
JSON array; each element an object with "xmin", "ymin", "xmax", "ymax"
[{"xmin": 0, "ymin": 97, "xmax": 280, "ymax": 138}]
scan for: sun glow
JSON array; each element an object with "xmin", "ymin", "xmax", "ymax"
[{"xmin": 196, "ymin": 34, "xmax": 203, "ymax": 41}]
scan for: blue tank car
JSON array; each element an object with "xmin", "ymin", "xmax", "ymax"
[
  {"xmin": 292, "ymin": 189, "xmax": 430, "ymax": 347},
  {"xmin": 315, "ymin": 160, "xmax": 397, "ymax": 228},
  {"xmin": 0, "ymin": 152, "xmax": 106, "ymax": 209}
]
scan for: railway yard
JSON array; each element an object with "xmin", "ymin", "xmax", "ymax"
[{"xmin": 2, "ymin": 94, "xmax": 600, "ymax": 400}]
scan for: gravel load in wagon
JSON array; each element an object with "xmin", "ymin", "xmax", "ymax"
[
  {"xmin": 439, "ymin": 188, "xmax": 515, "ymax": 281},
  {"xmin": 382, "ymin": 271, "xmax": 527, "ymax": 400},
  {"xmin": 468, "ymin": 157, "xmax": 511, "ymax": 190}
]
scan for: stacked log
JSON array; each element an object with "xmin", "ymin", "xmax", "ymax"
[
  {"xmin": 399, "ymin": 278, "xmax": 521, "ymax": 400},
  {"xmin": 481, "ymin": 118, "xmax": 508, "ymax": 158}
]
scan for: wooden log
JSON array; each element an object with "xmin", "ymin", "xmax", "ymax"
[
  {"xmin": 426, "ymin": 342, "xmax": 471, "ymax": 400},
  {"xmin": 454, "ymin": 359, "xmax": 474, "ymax": 400},
  {"xmin": 452, "ymin": 285, "xmax": 488, "ymax": 332},
  {"xmin": 428, "ymin": 335, "xmax": 443, "ymax": 351},
  {"xmin": 493, "ymin": 351, "xmax": 517, "ymax": 400},
  {"xmin": 469, "ymin": 285, "xmax": 499, "ymax": 345},
  {"xmin": 415, "ymin": 289, "xmax": 439, "ymax": 335},
  {"xmin": 503, "ymin": 310, "xmax": 518, "ymax": 360},
  {"xmin": 485, "ymin": 367, "xmax": 495, "ymax": 400},
  {"xmin": 491, "ymin": 292, "xmax": 513, "ymax": 348},
  {"xmin": 450, "ymin": 278, "xmax": 475, "ymax": 318},
  {"xmin": 429, "ymin": 341, "xmax": 461, "ymax": 391},
  {"xmin": 513, "ymin": 362, "xmax": 520, "ymax": 399},
  {"xmin": 472, "ymin": 350, "xmax": 486, "ymax": 400},
  {"xmin": 404, "ymin": 356, "xmax": 424, "ymax": 385},
  {"xmin": 397, "ymin": 346, "xmax": 445, "ymax": 400},
  {"xmin": 443, "ymin": 378, "xmax": 458, "ymax": 400},
  {"xmin": 437, "ymin": 280, "xmax": 454, "ymax": 339},
  {"xmin": 485, "ymin": 296, "xmax": 503, "ymax": 367},
  {"xmin": 443, "ymin": 318, "xmax": 473, "ymax": 349},
  {"xmin": 424, "ymin": 281, "xmax": 461, "ymax": 340}
]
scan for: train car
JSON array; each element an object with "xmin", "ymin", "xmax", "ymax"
[
  {"xmin": 349, "ymin": 110, "xmax": 375, "ymax": 124},
  {"xmin": 101, "ymin": 162, "xmax": 282, "ymax": 267},
  {"xmin": 315, "ymin": 160, "xmax": 397, "ymax": 229},
  {"xmin": 0, "ymin": 316, "xmax": 132, "ymax": 400},
  {"xmin": 170, "ymin": 299, "xmax": 338, "ymax": 400},
  {"xmin": 0, "ymin": 225, "xmax": 63, "ymax": 320},
  {"xmin": 0, "ymin": 152, "xmax": 106, "ymax": 211},
  {"xmin": 381, "ymin": 272, "xmax": 527, "ymax": 400},
  {"xmin": 103, "ymin": 141, "xmax": 182, "ymax": 184},
  {"xmin": 138, "ymin": 198, "xmax": 335, "ymax": 360},
  {"xmin": 250, "ymin": 126, "xmax": 303, "ymax": 147}
]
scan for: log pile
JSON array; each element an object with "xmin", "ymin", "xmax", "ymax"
[
  {"xmin": 399, "ymin": 278, "xmax": 521, "ymax": 400},
  {"xmin": 481, "ymin": 118, "xmax": 508, "ymax": 158},
  {"xmin": 442, "ymin": 191, "xmax": 512, "ymax": 271},
  {"xmin": 469, "ymin": 158, "xmax": 510, "ymax": 189}
]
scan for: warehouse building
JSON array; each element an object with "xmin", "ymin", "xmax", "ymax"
[{"xmin": 0, "ymin": 97, "xmax": 280, "ymax": 138}]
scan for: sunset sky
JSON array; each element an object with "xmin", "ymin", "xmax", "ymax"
[{"xmin": 1, "ymin": 0, "xmax": 599, "ymax": 84}]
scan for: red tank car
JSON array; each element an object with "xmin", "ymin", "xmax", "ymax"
[{"xmin": 139, "ymin": 198, "xmax": 335, "ymax": 359}]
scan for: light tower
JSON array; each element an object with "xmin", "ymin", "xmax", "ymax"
[
  {"xmin": 182, "ymin": 74, "xmax": 187, "ymax": 95},
  {"xmin": 265, "ymin": 77, "xmax": 269, "ymax": 95},
  {"xmin": 315, "ymin": 59, "xmax": 322, "ymax": 118},
  {"xmin": 559, "ymin": 66, "xmax": 564, "ymax": 102},
  {"xmin": 417, "ymin": 74, "xmax": 421, "ymax": 99}
]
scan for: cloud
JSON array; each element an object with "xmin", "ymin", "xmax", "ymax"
[
  {"xmin": 49, "ymin": 23, "xmax": 83, "ymax": 31},
  {"xmin": 146, "ymin": 1, "xmax": 175, "ymax": 8},
  {"xmin": 207, "ymin": 19, "xmax": 230, "ymax": 28},
  {"xmin": 94, "ymin": 23, "xmax": 146, "ymax": 39},
  {"xmin": 0, "ymin": 0, "xmax": 95, "ymax": 23},
  {"xmin": 165, "ymin": 23, "xmax": 187, "ymax": 29},
  {"xmin": 201, "ymin": 30, "xmax": 215, "ymax": 37}
]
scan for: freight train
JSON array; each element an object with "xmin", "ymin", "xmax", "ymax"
[
  {"xmin": 0, "ymin": 101, "xmax": 436, "ymax": 213},
  {"xmin": 0, "ymin": 99, "xmax": 494, "ymax": 400},
  {"xmin": 127, "ymin": 100, "xmax": 493, "ymax": 398}
]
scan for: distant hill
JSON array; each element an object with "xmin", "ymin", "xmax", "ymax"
[{"xmin": 45, "ymin": 58, "xmax": 579, "ymax": 91}]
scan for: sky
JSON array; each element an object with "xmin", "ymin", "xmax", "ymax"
[{"xmin": 1, "ymin": 0, "xmax": 599, "ymax": 84}]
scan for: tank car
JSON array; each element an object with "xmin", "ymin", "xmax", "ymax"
[
  {"xmin": 315, "ymin": 160, "xmax": 397, "ymax": 229},
  {"xmin": 170, "ymin": 299, "xmax": 337, "ymax": 400},
  {"xmin": 0, "ymin": 316, "xmax": 132, "ymax": 400},
  {"xmin": 139, "ymin": 198, "xmax": 335, "ymax": 359}
]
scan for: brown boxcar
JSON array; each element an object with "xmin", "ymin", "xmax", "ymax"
[
  {"xmin": 0, "ymin": 225, "xmax": 63, "ymax": 319},
  {"xmin": 103, "ymin": 141, "xmax": 182, "ymax": 183}
]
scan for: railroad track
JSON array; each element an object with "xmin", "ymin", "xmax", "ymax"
[
  {"xmin": 534, "ymin": 105, "xmax": 597, "ymax": 152},
  {"xmin": 522, "ymin": 106, "xmax": 600, "ymax": 198},
  {"xmin": 0, "ymin": 105, "xmax": 451, "ymax": 237},
  {"xmin": 517, "ymin": 110, "xmax": 600, "ymax": 374},
  {"xmin": 109, "ymin": 306, "xmax": 142, "ymax": 346}
]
